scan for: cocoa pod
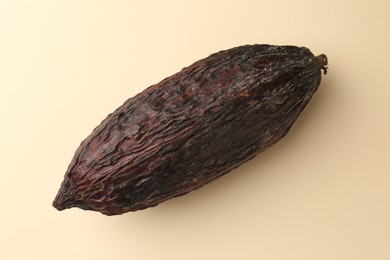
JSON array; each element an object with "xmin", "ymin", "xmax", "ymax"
[{"xmin": 53, "ymin": 44, "xmax": 328, "ymax": 215}]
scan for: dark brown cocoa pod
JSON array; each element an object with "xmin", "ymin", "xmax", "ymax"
[{"xmin": 53, "ymin": 44, "xmax": 328, "ymax": 215}]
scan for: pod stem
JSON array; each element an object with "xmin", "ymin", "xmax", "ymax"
[{"xmin": 316, "ymin": 54, "xmax": 328, "ymax": 74}]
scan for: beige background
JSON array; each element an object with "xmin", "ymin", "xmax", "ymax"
[{"xmin": 1, "ymin": 0, "xmax": 390, "ymax": 259}]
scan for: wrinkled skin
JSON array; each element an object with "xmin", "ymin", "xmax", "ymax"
[{"xmin": 53, "ymin": 44, "xmax": 327, "ymax": 215}]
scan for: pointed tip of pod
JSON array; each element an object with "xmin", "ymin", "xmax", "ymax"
[
  {"xmin": 52, "ymin": 184, "xmax": 77, "ymax": 211},
  {"xmin": 316, "ymin": 54, "xmax": 328, "ymax": 74},
  {"xmin": 52, "ymin": 196, "xmax": 66, "ymax": 211}
]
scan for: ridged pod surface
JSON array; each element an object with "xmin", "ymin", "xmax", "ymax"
[{"xmin": 53, "ymin": 44, "xmax": 328, "ymax": 215}]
